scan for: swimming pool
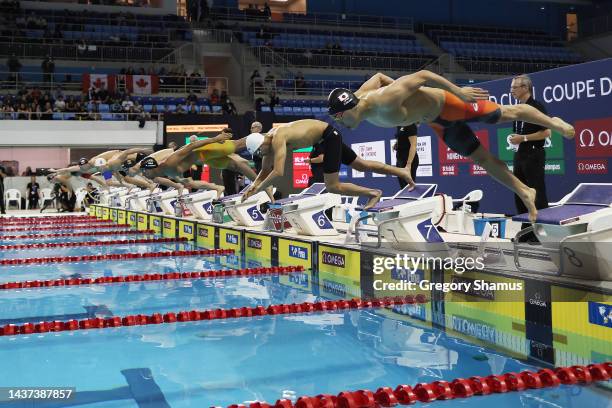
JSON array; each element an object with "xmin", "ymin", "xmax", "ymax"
[{"xmin": 0, "ymin": 217, "xmax": 610, "ymax": 407}]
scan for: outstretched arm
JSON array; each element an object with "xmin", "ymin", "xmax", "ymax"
[
  {"xmin": 356, "ymin": 73, "xmax": 395, "ymax": 94},
  {"xmin": 385, "ymin": 70, "xmax": 489, "ymax": 103},
  {"xmin": 245, "ymin": 138, "xmax": 287, "ymax": 197},
  {"xmin": 53, "ymin": 165, "xmax": 81, "ymax": 174}
]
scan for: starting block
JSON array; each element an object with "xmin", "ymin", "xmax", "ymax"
[
  {"xmin": 355, "ymin": 184, "xmax": 446, "ymax": 248},
  {"xmin": 180, "ymin": 189, "xmax": 218, "ymax": 220},
  {"xmin": 265, "ymin": 183, "xmax": 341, "ymax": 236},
  {"xmin": 125, "ymin": 188, "xmax": 160, "ymax": 211},
  {"xmin": 513, "ymin": 183, "xmax": 612, "ymax": 280},
  {"xmin": 217, "ymin": 187, "xmax": 271, "ymax": 227},
  {"xmin": 101, "ymin": 187, "xmax": 131, "ymax": 207},
  {"xmin": 146, "ymin": 189, "xmax": 180, "ymax": 215}
]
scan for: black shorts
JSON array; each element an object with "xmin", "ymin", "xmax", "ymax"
[{"xmin": 318, "ymin": 125, "xmax": 358, "ymax": 174}]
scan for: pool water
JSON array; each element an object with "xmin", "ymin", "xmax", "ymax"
[{"xmin": 0, "ymin": 224, "xmax": 609, "ymax": 408}]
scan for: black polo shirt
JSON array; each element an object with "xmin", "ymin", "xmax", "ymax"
[
  {"xmin": 513, "ymin": 96, "xmax": 547, "ymax": 152},
  {"xmin": 395, "ymin": 124, "xmax": 418, "ymax": 152}
]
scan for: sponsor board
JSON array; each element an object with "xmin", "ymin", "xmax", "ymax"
[
  {"xmin": 219, "ymin": 228, "xmax": 241, "ymax": 251},
  {"xmin": 318, "ymin": 245, "xmax": 361, "ymax": 295},
  {"xmin": 162, "ymin": 218, "xmax": 176, "ymax": 238},
  {"xmin": 178, "ymin": 221, "xmax": 195, "ymax": 241},
  {"xmin": 576, "ymin": 159, "xmax": 608, "ymax": 175},
  {"xmin": 137, "ymin": 214, "xmax": 148, "ymax": 231},
  {"xmin": 470, "ymin": 164, "xmax": 487, "ymax": 176},
  {"xmin": 110, "ymin": 209, "xmax": 118, "ymax": 222},
  {"xmin": 278, "ymin": 238, "xmax": 312, "ymax": 269},
  {"xmin": 416, "ymin": 165, "xmax": 433, "ymax": 177},
  {"xmin": 117, "ymin": 210, "xmax": 126, "ymax": 225},
  {"xmin": 101, "ymin": 207, "xmax": 110, "ymax": 220},
  {"xmin": 352, "ymin": 140, "xmax": 386, "ymax": 178},
  {"xmin": 575, "ymin": 118, "xmax": 612, "ymax": 158},
  {"xmin": 95, "ymin": 206, "xmax": 102, "ymax": 218},
  {"xmin": 127, "ymin": 212, "xmax": 136, "ymax": 228},
  {"xmin": 497, "ymin": 127, "xmax": 565, "ymax": 161},
  {"xmin": 389, "ymin": 136, "xmax": 433, "ymax": 166},
  {"xmin": 293, "ymin": 152, "xmax": 312, "ymax": 188},
  {"xmin": 440, "ymin": 164, "xmax": 458, "ymax": 176},
  {"xmin": 89, "ymin": 205, "xmax": 96, "ymax": 216},
  {"xmin": 149, "ymin": 215, "xmax": 162, "ymax": 234},
  {"xmin": 244, "ymin": 233, "xmax": 272, "ymax": 260},
  {"xmin": 196, "ymin": 224, "xmax": 215, "ymax": 248}
]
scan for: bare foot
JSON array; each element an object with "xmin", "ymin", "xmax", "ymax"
[
  {"xmin": 363, "ymin": 189, "xmax": 383, "ymax": 210},
  {"xmin": 552, "ymin": 117, "xmax": 575, "ymax": 139},
  {"xmin": 519, "ymin": 187, "xmax": 538, "ymax": 223},
  {"xmin": 215, "ymin": 186, "xmax": 225, "ymax": 199},
  {"xmin": 400, "ymin": 168, "xmax": 416, "ymax": 191}
]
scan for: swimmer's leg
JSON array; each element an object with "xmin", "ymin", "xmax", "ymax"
[
  {"xmin": 323, "ymin": 172, "xmax": 382, "ymax": 210},
  {"xmin": 468, "ymin": 145, "xmax": 537, "ymax": 223},
  {"xmin": 499, "ymin": 104, "xmax": 574, "ymax": 138},
  {"xmin": 351, "ymin": 156, "xmax": 416, "ymax": 190},
  {"xmin": 226, "ymin": 155, "xmax": 275, "ymax": 201},
  {"xmin": 183, "ymin": 178, "xmax": 225, "ymax": 198}
]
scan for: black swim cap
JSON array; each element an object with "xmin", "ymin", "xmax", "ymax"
[
  {"xmin": 327, "ymin": 88, "xmax": 359, "ymax": 115},
  {"xmin": 121, "ymin": 159, "xmax": 135, "ymax": 170},
  {"xmin": 141, "ymin": 157, "xmax": 158, "ymax": 169},
  {"xmin": 135, "ymin": 152, "xmax": 147, "ymax": 162},
  {"xmin": 78, "ymin": 158, "xmax": 89, "ymax": 166}
]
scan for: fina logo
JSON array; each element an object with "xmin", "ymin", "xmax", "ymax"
[
  {"xmin": 138, "ymin": 216, "xmax": 144, "ymax": 222},
  {"xmin": 226, "ymin": 233, "xmax": 238, "ymax": 245},
  {"xmin": 529, "ymin": 292, "xmax": 547, "ymax": 308},
  {"xmin": 198, "ymin": 227, "xmax": 209, "ymax": 238},
  {"xmin": 130, "ymin": 214, "xmax": 136, "ymax": 221},
  {"xmin": 322, "ymin": 251, "xmax": 345, "ymax": 267},
  {"xmin": 289, "ymin": 244, "xmax": 308, "ymax": 260},
  {"xmin": 289, "ymin": 273, "xmax": 309, "ymax": 287},
  {"xmin": 163, "ymin": 221, "xmax": 171, "ymax": 229},
  {"xmin": 323, "ymin": 279, "xmax": 346, "ymax": 296},
  {"xmin": 247, "ymin": 237, "xmax": 262, "ymax": 249},
  {"xmin": 183, "ymin": 224, "xmax": 193, "ymax": 234},
  {"xmin": 153, "ymin": 219, "xmax": 160, "ymax": 227}
]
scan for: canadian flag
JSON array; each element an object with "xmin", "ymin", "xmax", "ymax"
[
  {"xmin": 82, "ymin": 74, "xmax": 116, "ymax": 93},
  {"xmin": 126, "ymin": 75, "xmax": 160, "ymax": 95}
]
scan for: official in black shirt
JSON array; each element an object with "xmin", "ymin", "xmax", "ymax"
[
  {"xmin": 26, "ymin": 175, "xmax": 41, "ymax": 209},
  {"xmin": 393, "ymin": 124, "xmax": 419, "ymax": 189},
  {"xmin": 510, "ymin": 75, "xmax": 550, "ymax": 236},
  {"xmin": 0, "ymin": 165, "xmax": 6, "ymax": 214}
]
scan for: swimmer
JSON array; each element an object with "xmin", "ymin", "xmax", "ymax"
[
  {"xmin": 137, "ymin": 132, "xmax": 235, "ymax": 197},
  {"xmin": 327, "ymin": 71, "xmax": 575, "ymax": 222},
  {"xmin": 242, "ymin": 119, "xmax": 415, "ymax": 209}
]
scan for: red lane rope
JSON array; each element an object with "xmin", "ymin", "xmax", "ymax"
[
  {"xmin": 0, "ymin": 295, "xmax": 427, "ymax": 337},
  {"xmin": 0, "ymin": 224, "xmax": 131, "ymax": 232},
  {"xmin": 222, "ymin": 363, "xmax": 612, "ymax": 408},
  {"xmin": 0, "ymin": 229, "xmax": 154, "ymax": 240},
  {"xmin": 0, "ymin": 265, "xmax": 305, "ymax": 290},
  {"xmin": 0, "ymin": 216, "xmax": 95, "ymax": 223},
  {"xmin": 0, "ymin": 248, "xmax": 233, "ymax": 266},
  {"xmin": 0, "ymin": 237, "xmax": 188, "ymax": 251},
  {"xmin": 0, "ymin": 219, "xmax": 114, "ymax": 226}
]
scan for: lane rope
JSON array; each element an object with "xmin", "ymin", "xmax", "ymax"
[
  {"xmin": 0, "ymin": 229, "xmax": 155, "ymax": 240},
  {"xmin": 0, "ymin": 295, "xmax": 427, "ymax": 337},
  {"xmin": 0, "ymin": 265, "xmax": 305, "ymax": 290},
  {"xmin": 220, "ymin": 363, "xmax": 612, "ymax": 408},
  {"xmin": 0, "ymin": 224, "xmax": 132, "ymax": 232},
  {"xmin": 0, "ymin": 237, "xmax": 188, "ymax": 251},
  {"xmin": 0, "ymin": 248, "xmax": 234, "ymax": 266}
]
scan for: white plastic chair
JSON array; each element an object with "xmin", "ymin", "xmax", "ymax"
[
  {"xmin": 75, "ymin": 188, "xmax": 88, "ymax": 210},
  {"xmin": 4, "ymin": 189, "xmax": 21, "ymax": 210},
  {"xmin": 40, "ymin": 188, "xmax": 55, "ymax": 209}
]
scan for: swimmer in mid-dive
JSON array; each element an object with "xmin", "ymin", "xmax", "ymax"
[
  {"xmin": 137, "ymin": 129, "xmax": 273, "ymax": 199},
  {"xmin": 136, "ymin": 133, "xmax": 233, "ymax": 197},
  {"xmin": 326, "ymin": 70, "xmax": 575, "ymax": 222},
  {"xmin": 242, "ymin": 119, "xmax": 415, "ymax": 209}
]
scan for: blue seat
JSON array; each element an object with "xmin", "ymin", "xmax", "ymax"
[{"xmin": 99, "ymin": 104, "xmax": 110, "ymax": 112}]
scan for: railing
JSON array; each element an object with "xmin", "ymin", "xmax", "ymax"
[
  {"xmin": 251, "ymin": 47, "xmax": 434, "ymax": 72},
  {"xmin": 252, "ymin": 80, "xmax": 365, "ymax": 97},
  {"xmin": 0, "ymin": 111, "xmax": 162, "ymax": 121},
  {"xmin": 0, "ymin": 71, "xmax": 228, "ymax": 94},
  {"xmin": 209, "ymin": 6, "xmax": 414, "ymax": 31},
  {"xmin": 0, "ymin": 42, "xmax": 176, "ymax": 63},
  {"xmin": 579, "ymin": 13, "xmax": 612, "ymax": 38},
  {"xmin": 454, "ymin": 58, "xmax": 568, "ymax": 75}
]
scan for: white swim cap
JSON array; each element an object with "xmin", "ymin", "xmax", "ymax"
[
  {"xmin": 246, "ymin": 132, "xmax": 265, "ymax": 156},
  {"xmin": 94, "ymin": 158, "xmax": 107, "ymax": 167}
]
